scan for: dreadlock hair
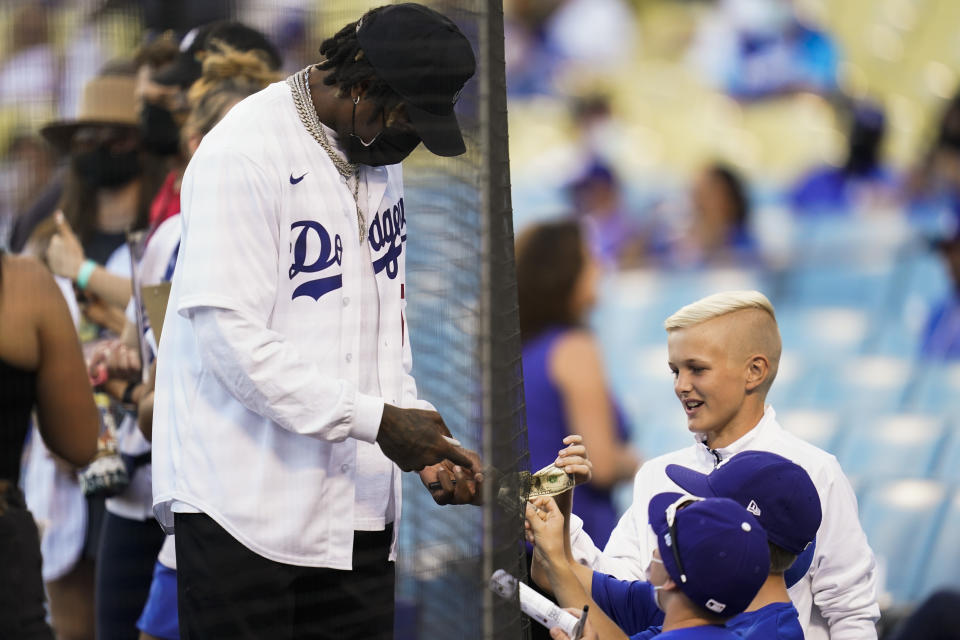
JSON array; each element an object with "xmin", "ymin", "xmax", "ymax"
[{"xmin": 315, "ymin": 6, "xmax": 405, "ymax": 126}]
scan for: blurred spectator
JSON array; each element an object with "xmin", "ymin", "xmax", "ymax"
[
  {"xmin": 907, "ymin": 90, "xmax": 960, "ymax": 230},
  {"xmin": 138, "ymin": 22, "xmax": 281, "ymax": 238},
  {"xmin": 649, "ymin": 162, "xmax": 759, "ymax": 268},
  {"xmin": 920, "ymin": 229, "xmax": 960, "ymax": 360},
  {"xmin": 689, "ymin": 0, "xmax": 839, "ymax": 100},
  {"xmin": 33, "ymin": 70, "xmax": 157, "ymax": 333},
  {"xmin": 568, "ymin": 159, "xmax": 645, "ymax": 269},
  {"xmin": 0, "ymin": 133, "xmax": 56, "ymax": 248},
  {"xmin": 504, "ymin": 0, "xmax": 633, "ymax": 96},
  {"xmin": 790, "ymin": 101, "xmax": 899, "ymax": 215},
  {"xmin": 885, "ymin": 590, "xmax": 960, "ymax": 640},
  {"xmin": 504, "ymin": 0, "xmax": 564, "ymax": 96},
  {"xmin": 0, "ymin": 5, "xmax": 59, "ymax": 117},
  {"xmin": 134, "ymin": 34, "xmax": 189, "ymax": 243},
  {"xmin": 517, "ymin": 220, "xmax": 640, "ymax": 547},
  {"xmin": 0, "ymin": 251, "xmax": 99, "ymax": 640}
]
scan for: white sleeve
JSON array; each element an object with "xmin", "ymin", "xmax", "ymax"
[
  {"xmin": 191, "ymin": 306, "xmax": 384, "ymax": 443},
  {"xmin": 568, "ymin": 513, "xmax": 602, "ymax": 566},
  {"xmin": 573, "ymin": 467, "xmax": 650, "ymax": 580},
  {"xmin": 810, "ymin": 458, "xmax": 881, "ymax": 639},
  {"xmin": 595, "ymin": 491, "xmax": 649, "ymax": 579}
]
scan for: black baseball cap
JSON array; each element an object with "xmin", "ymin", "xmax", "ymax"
[
  {"xmin": 356, "ymin": 3, "xmax": 476, "ymax": 157},
  {"xmin": 154, "ymin": 21, "xmax": 282, "ymax": 88}
]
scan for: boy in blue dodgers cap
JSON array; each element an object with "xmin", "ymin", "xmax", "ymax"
[
  {"xmin": 666, "ymin": 451, "xmax": 823, "ymax": 639},
  {"xmin": 565, "ymin": 291, "xmax": 879, "ymax": 640},
  {"xmin": 526, "ymin": 492, "xmax": 769, "ymax": 639}
]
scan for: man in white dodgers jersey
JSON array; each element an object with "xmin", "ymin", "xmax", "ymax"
[{"xmin": 152, "ymin": 4, "xmax": 481, "ymax": 638}]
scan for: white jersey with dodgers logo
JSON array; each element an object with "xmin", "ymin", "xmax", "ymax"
[{"xmin": 152, "ymin": 80, "xmax": 431, "ymax": 569}]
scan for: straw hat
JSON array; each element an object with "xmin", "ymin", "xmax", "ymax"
[{"xmin": 41, "ymin": 74, "xmax": 139, "ymax": 152}]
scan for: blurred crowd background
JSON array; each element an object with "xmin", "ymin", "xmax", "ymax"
[
  {"xmin": 508, "ymin": 0, "xmax": 960, "ymax": 630},
  {"xmin": 1, "ymin": 0, "xmax": 960, "ymax": 637}
]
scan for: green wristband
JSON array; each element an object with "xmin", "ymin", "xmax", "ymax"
[{"xmin": 76, "ymin": 259, "xmax": 97, "ymax": 290}]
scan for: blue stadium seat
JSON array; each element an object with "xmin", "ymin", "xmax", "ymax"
[
  {"xmin": 915, "ymin": 489, "xmax": 960, "ymax": 599},
  {"xmin": 784, "ymin": 263, "xmax": 893, "ymax": 310},
  {"xmin": 934, "ymin": 429, "xmax": 960, "ymax": 482},
  {"xmin": 806, "ymin": 355, "xmax": 911, "ymax": 414},
  {"xmin": 835, "ymin": 414, "xmax": 946, "ymax": 479},
  {"xmin": 777, "ymin": 307, "xmax": 869, "ymax": 365},
  {"xmin": 777, "ymin": 409, "xmax": 841, "ymax": 453},
  {"xmin": 909, "ymin": 362, "xmax": 960, "ymax": 415},
  {"xmin": 858, "ymin": 479, "xmax": 950, "ymax": 604}
]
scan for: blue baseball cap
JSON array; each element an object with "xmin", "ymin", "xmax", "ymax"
[
  {"xmin": 648, "ymin": 492, "xmax": 769, "ymax": 618},
  {"xmin": 666, "ymin": 451, "xmax": 822, "ymax": 556}
]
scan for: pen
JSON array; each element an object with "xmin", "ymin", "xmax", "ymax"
[{"xmin": 572, "ymin": 604, "xmax": 589, "ymax": 640}]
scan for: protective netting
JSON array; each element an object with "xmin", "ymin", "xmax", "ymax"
[{"xmin": 0, "ymin": 1, "xmax": 529, "ymax": 638}]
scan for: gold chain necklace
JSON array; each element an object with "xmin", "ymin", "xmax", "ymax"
[{"xmin": 287, "ymin": 66, "xmax": 365, "ymax": 243}]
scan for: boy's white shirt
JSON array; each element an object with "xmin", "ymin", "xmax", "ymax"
[{"xmin": 569, "ymin": 405, "xmax": 880, "ymax": 640}]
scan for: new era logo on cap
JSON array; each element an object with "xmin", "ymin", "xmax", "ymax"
[{"xmin": 746, "ymin": 500, "xmax": 761, "ymax": 517}]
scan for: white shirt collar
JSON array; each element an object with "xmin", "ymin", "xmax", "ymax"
[{"xmin": 694, "ymin": 405, "xmax": 780, "ymax": 467}]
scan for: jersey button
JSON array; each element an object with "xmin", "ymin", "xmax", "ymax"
[
  {"xmin": 342, "ymin": 297, "xmax": 350, "ymax": 306},
  {"xmin": 340, "ymin": 464, "xmax": 350, "ymax": 473},
  {"xmin": 345, "ymin": 353, "xmax": 352, "ymax": 363}
]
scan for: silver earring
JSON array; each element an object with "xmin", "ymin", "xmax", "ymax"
[{"xmin": 353, "ymin": 96, "xmax": 360, "ymax": 105}]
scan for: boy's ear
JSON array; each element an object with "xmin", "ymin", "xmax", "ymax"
[{"xmin": 744, "ymin": 354, "xmax": 770, "ymax": 392}]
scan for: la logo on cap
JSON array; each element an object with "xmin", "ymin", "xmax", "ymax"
[
  {"xmin": 705, "ymin": 598, "xmax": 727, "ymax": 613},
  {"xmin": 746, "ymin": 500, "xmax": 761, "ymax": 517}
]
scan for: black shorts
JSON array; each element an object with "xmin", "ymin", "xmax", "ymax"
[
  {"xmin": 0, "ymin": 482, "xmax": 54, "ymax": 640},
  {"xmin": 175, "ymin": 513, "xmax": 395, "ymax": 640}
]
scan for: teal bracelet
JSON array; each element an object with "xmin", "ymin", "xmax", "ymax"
[{"xmin": 76, "ymin": 259, "xmax": 97, "ymax": 290}]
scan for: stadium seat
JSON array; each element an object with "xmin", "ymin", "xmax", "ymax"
[
  {"xmin": 910, "ymin": 362, "xmax": 960, "ymax": 415},
  {"xmin": 807, "ymin": 355, "xmax": 911, "ymax": 414},
  {"xmin": 915, "ymin": 489, "xmax": 960, "ymax": 600},
  {"xmin": 835, "ymin": 413, "xmax": 946, "ymax": 479},
  {"xmin": 777, "ymin": 307, "xmax": 869, "ymax": 364},
  {"xmin": 778, "ymin": 409, "xmax": 842, "ymax": 453},
  {"xmin": 934, "ymin": 429, "xmax": 960, "ymax": 482},
  {"xmin": 858, "ymin": 479, "xmax": 950, "ymax": 604}
]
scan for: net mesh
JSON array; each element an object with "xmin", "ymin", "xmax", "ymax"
[{"xmin": 0, "ymin": 0, "xmax": 530, "ymax": 637}]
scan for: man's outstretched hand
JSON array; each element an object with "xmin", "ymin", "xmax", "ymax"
[
  {"xmin": 419, "ymin": 455, "xmax": 485, "ymax": 505},
  {"xmin": 376, "ymin": 404, "xmax": 479, "ymax": 472}
]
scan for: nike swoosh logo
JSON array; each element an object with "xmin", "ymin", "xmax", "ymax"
[{"xmin": 290, "ymin": 172, "xmax": 307, "ymax": 184}]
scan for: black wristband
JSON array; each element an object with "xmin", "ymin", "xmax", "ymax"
[{"xmin": 121, "ymin": 380, "xmax": 139, "ymax": 406}]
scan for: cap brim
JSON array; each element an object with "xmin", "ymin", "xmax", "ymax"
[
  {"xmin": 648, "ymin": 491, "xmax": 683, "ymax": 535},
  {"xmin": 406, "ymin": 102, "xmax": 465, "ymax": 157},
  {"xmin": 665, "ymin": 464, "xmax": 716, "ymax": 498},
  {"xmin": 784, "ymin": 539, "xmax": 816, "ymax": 588},
  {"xmin": 153, "ymin": 53, "xmax": 202, "ymax": 88}
]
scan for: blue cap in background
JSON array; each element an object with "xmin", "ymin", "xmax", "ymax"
[{"xmin": 666, "ymin": 451, "xmax": 822, "ymax": 556}]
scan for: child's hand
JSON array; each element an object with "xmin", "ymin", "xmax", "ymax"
[
  {"xmin": 554, "ymin": 435, "xmax": 592, "ymax": 486},
  {"xmin": 525, "ymin": 496, "xmax": 566, "ymax": 565}
]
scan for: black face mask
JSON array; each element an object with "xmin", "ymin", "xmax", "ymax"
[
  {"xmin": 140, "ymin": 102, "xmax": 181, "ymax": 156},
  {"xmin": 344, "ymin": 103, "xmax": 421, "ymax": 167},
  {"xmin": 72, "ymin": 146, "xmax": 141, "ymax": 188}
]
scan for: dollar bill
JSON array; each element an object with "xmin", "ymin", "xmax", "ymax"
[
  {"xmin": 489, "ymin": 463, "xmax": 577, "ymax": 511},
  {"xmin": 526, "ymin": 463, "xmax": 576, "ymax": 499}
]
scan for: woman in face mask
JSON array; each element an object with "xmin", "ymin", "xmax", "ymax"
[{"xmin": 37, "ymin": 71, "xmax": 157, "ymax": 332}]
